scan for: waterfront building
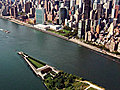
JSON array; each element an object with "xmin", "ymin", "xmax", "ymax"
[
  {"xmin": 14, "ymin": 5, "xmax": 18, "ymax": 18},
  {"xmin": 30, "ymin": 7, "xmax": 35, "ymax": 17},
  {"xmin": 35, "ymin": 8, "xmax": 45, "ymax": 24},
  {"xmin": 59, "ymin": 4, "xmax": 68, "ymax": 25},
  {"xmin": 2, "ymin": 7, "xmax": 7, "ymax": 16},
  {"xmin": 77, "ymin": 20, "xmax": 85, "ymax": 39},
  {"xmin": 34, "ymin": 24, "xmax": 50, "ymax": 30},
  {"xmin": 10, "ymin": 7, "xmax": 14, "ymax": 16},
  {"xmin": 24, "ymin": 1, "xmax": 31, "ymax": 13},
  {"xmin": 117, "ymin": 42, "xmax": 120, "ymax": 53},
  {"xmin": 109, "ymin": 39, "xmax": 117, "ymax": 52},
  {"xmin": 48, "ymin": 25, "xmax": 61, "ymax": 30}
]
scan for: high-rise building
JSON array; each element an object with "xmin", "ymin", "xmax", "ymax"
[
  {"xmin": 24, "ymin": 2, "xmax": 31, "ymax": 13},
  {"xmin": 30, "ymin": 7, "xmax": 35, "ymax": 17},
  {"xmin": 35, "ymin": 8, "xmax": 45, "ymax": 24},
  {"xmin": 93, "ymin": 0, "xmax": 98, "ymax": 10},
  {"xmin": 14, "ymin": 5, "xmax": 18, "ymax": 18},
  {"xmin": 118, "ymin": 13, "xmax": 120, "ymax": 23},
  {"xmin": 44, "ymin": 0, "xmax": 48, "ymax": 12},
  {"xmin": 48, "ymin": 1, "xmax": 51, "ymax": 13},
  {"xmin": 76, "ymin": 0, "xmax": 79, "ymax": 5},
  {"xmin": 59, "ymin": 5, "xmax": 68, "ymax": 24},
  {"xmin": 97, "ymin": 4, "xmax": 103, "ymax": 19},
  {"xmin": 64, "ymin": 0, "xmax": 70, "ymax": 9},
  {"xmin": 2, "ymin": 7, "xmax": 7, "ymax": 16},
  {"xmin": 85, "ymin": 19, "xmax": 91, "ymax": 32},
  {"xmin": 83, "ymin": 0, "xmax": 91, "ymax": 19},
  {"xmin": 78, "ymin": 20, "xmax": 85, "ymax": 38},
  {"xmin": 10, "ymin": 7, "xmax": 14, "ymax": 16},
  {"xmin": 70, "ymin": 0, "xmax": 75, "ymax": 9},
  {"xmin": 79, "ymin": 0, "xmax": 82, "ymax": 8},
  {"xmin": 20, "ymin": 0, "xmax": 23, "ymax": 7}
]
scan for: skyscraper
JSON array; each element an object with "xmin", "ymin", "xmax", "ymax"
[
  {"xmin": 83, "ymin": 0, "xmax": 91, "ymax": 19},
  {"xmin": 64, "ymin": 0, "xmax": 70, "ymax": 10},
  {"xmin": 44, "ymin": 0, "xmax": 48, "ymax": 12},
  {"xmin": 35, "ymin": 8, "xmax": 45, "ymax": 24},
  {"xmin": 20, "ymin": 0, "xmax": 23, "ymax": 7},
  {"xmin": 70, "ymin": 0, "xmax": 75, "ymax": 9},
  {"xmin": 24, "ymin": 1, "xmax": 31, "ymax": 13},
  {"xmin": 59, "ymin": 4, "xmax": 68, "ymax": 24},
  {"xmin": 14, "ymin": 5, "xmax": 18, "ymax": 18}
]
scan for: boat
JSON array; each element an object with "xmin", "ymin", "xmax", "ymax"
[{"xmin": 0, "ymin": 28, "xmax": 10, "ymax": 33}]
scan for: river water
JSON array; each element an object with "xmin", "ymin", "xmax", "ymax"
[{"xmin": 0, "ymin": 19, "xmax": 120, "ymax": 90}]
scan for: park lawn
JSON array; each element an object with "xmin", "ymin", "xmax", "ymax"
[
  {"xmin": 62, "ymin": 29, "xmax": 70, "ymax": 33},
  {"xmin": 49, "ymin": 30, "xmax": 66, "ymax": 36},
  {"xmin": 47, "ymin": 29, "xmax": 70, "ymax": 36},
  {"xmin": 88, "ymin": 87, "xmax": 97, "ymax": 90},
  {"xmin": 27, "ymin": 57, "xmax": 44, "ymax": 68}
]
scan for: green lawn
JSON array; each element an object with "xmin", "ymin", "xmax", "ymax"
[
  {"xmin": 62, "ymin": 29, "xmax": 70, "ymax": 33},
  {"xmin": 88, "ymin": 87, "xmax": 97, "ymax": 90},
  {"xmin": 47, "ymin": 29, "xmax": 70, "ymax": 36},
  {"xmin": 27, "ymin": 57, "xmax": 45, "ymax": 68}
]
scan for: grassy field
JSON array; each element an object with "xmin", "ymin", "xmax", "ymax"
[
  {"xmin": 27, "ymin": 57, "xmax": 45, "ymax": 68},
  {"xmin": 47, "ymin": 29, "xmax": 70, "ymax": 36},
  {"xmin": 88, "ymin": 87, "xmax": 97, "ymax": 90}
]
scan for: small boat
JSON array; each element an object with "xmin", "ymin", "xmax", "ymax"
[
  {"xmin": 4, "ymin": 30, "xmax": 10, "ymax": 33},
  {"xmin": 0, "ymin": 29, "xmax": 10, "ymax": 33}
]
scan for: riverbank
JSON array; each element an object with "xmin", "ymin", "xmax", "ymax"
[
  {"xmin": 18, "ymin": 51, "xmax": 105, "ymax": 90},
  {"xmin": 1, "ymin": 16, "xmax": 120, "ymax": 62}
]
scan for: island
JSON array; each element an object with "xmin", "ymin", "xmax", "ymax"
[{"xmin": 18, "ymin": 51, "xmax": 105, "ymax": 90}]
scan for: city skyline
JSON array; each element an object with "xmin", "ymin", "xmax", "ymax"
[{"xmin": 0, "ymin": 0, "xmax": 120, "ymax": 90}]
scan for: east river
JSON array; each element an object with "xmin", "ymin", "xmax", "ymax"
[{"xmin": 0, "ymin": 18, "xmax": 120, "ymax": 90}]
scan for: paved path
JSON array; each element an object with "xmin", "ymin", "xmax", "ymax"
[{"xmin": 81, "ymin": 81, "xmax": 105, "ymax": 90}]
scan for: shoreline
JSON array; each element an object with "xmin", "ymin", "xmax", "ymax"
[{"xmin": 0, "ymin": 16, "xmax": 120, "ymax": 63}]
